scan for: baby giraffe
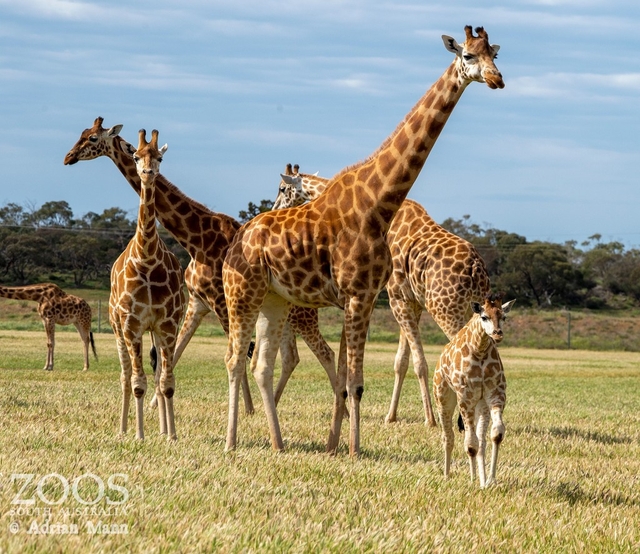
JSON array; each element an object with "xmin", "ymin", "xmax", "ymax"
[
  {"xmin": 109, "ymin": 129, "xmax": 185, "ymax": 440},
  {"xmin": 433, "ymin": 293, "xmax": 515, "ymax": 488}
]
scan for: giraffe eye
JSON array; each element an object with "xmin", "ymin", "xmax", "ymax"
[
  {"xmin": 133, "ymin": 155, "xmax": 140, "ymax": 163},
  {"xmin": 89, "ymin": 135, "xmax": 98, "ymax": 143},
  {"xmin": 280, "ymin": 186, "xmax": 286, "ymax": 193},
  {"xmin": 481, "ymin": 316, "xmax": 489, "ymax": 322},
  {"xmin": 463, "ymin": 54, "xmax": 475, "ymax": 62}
]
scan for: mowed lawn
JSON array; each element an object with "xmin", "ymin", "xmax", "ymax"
[{"xmin": 0, "ymin": 329, "xmax": 639, "ymax": 552}]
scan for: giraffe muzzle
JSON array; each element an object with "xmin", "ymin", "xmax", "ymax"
[{"xmin": 484, "ymin": 72, "xmax": 504, "ymax": 90}]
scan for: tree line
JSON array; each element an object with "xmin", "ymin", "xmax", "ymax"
[{"xmin": 1, "ymin": 199, "xmax": 639, "ymax": 310}]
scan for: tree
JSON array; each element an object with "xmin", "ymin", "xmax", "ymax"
[
  {"xmin": 496, "ymin": 241, "xmax": 585, "ymax": 307},
  {"xmin": 30, "ymin": 200, "xmax": 75, "ymax": 228},
  {"xmin": 238, "ymin": 200, "xmax": 274, "ymax": 223}
]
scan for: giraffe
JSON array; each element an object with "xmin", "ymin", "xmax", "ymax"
[
  {"xmin": 109, "ymin": 129, "xmax": 185, "ymax": 440},
  {"xmin": 63, "ymin": 118, "xmax": 334, "ymax": 415},
  {"xmin": 0, "ymin": 283, "xmax": 97, "ymax": 371},
  {"xmin": 433, "ymin": 293, "xmax": 515, "ymax": 488},
  {"xmin": 271, "ymin": 166, "xmax": 491, "ymax": 427},
  {"xmin": 222, "ymin": 26, "xmax": 504, "ymax": 455}
]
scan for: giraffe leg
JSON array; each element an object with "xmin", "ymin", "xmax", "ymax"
[
  {"xmin": 252, "ymin": 293, "xmax": 289, "ymax": 451},
  {"xmin": 42, "ymin": 318, "xmax": 55, "ymax": 371},
  {"xmin": 386, "ymin": 329, "xmax": 410, "ymax": 423},
  {"xmin": 224, "ymin": 309, "xmax": 261, "ymax": 452},
  {"xmin": 113, "ymin": 324, "xmax": 133, "ymax": 436},
  {"xmin": 327, "ymin": 325, "xmax": 348, "ymax": 455},
  {"xmin": 344, "ymin": 295, "xmax": 376, "ymax": 458},
  {"xmin": 459, "ymin": 400, "xmax": 479, "ymax": 483},
  {"xmin": 159, "ymin": 343, "xmax": 177, "ymax": 441},
  {"xmin": 296, "ymin": 310, "xmax": 338, "ymax": 398},
  {"xmin": 74, "ymin": 322, "xmax": 91, "ymax": 371},
  {"xmin": 475, "ymin": 400, "xmax": 490, "ymax": 488},
  {"xmin": 215, "ymin": 293, "xmax": 255, "ymax": 416},
  {"xmin": 486, "ymin": 401, "xmax": 506, "ymax": 487},
  {"xmin": 125, "ymin": 337, "xmax": 146, "ymax": 440},
  {"xmin": 172, "ymin": 293, "xmax": 209, "ymax": 368},
  {"xmin": 433, "ymin": 370, "xmax": 457, "ymax": 478},
  {"xmin": 274, "ymin": 321, "xmax": 299, "ymax": 405}
]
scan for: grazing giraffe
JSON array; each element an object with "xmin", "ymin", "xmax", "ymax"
[
  {"xmin": 433, "ymin": 293, "xmax": 515, "ymax": 488},
  {"xmin": 109, "ymin": 129, "xmax": 185, "ymax": 440},
  {"xmin": 63, "ymin": 118, "xmax": 335, "ymax": 414},
  {"xmin": 222, "ymin": 26, "xmax": 504, "ymax": 455},
  {"xmin": 272, "ymin": 166, "xmax": 491, "ymax": 427},
  {"xmin": 0, "ymin": 283, "xmax": 97, "ymax": 371}
]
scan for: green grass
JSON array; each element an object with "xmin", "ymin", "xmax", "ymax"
[{"xmin": 1, "ymin": 330, "xmax": 639, "ymax": 552}]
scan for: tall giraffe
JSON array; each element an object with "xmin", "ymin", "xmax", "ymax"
[
  {"xmin": 0, "ymin": 283, "xmax": 97, "ymax": 371},
  {"xmin": 63, "ymin": 118, "xmax": 335, "ymax": 414},
  {"xmin": 109, "ymin": 129, "xmax": 185, "ymax": 440},
  {"xmin": 272, "ymin": 166, "xmax": 491, "ymax": 426},
  {"xmin": 222, "ymin": 26, "xmax": 504, "ymax": 455},
  {"xmin": 433, "ymin": 293, "xmax": 515, "ymax": 487}
]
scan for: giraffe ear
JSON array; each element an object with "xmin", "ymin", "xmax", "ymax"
[
  {"xmin": 159, "ymin": 144, "xmax": 168, "ymax": 155},
  {"xmin": 280, "ymin": 174, "xmax": 296, "ymax": 185},
  {"xmin": 107, "ymin": 124, "xmax": 123, "ymax": 137},
  {"xmin": 501, "ymin": 299, "xmax": 515, "ymax": 314},
  {"xmin": 442, "ymin": 35, "xmax": 462, "ymax": 56},
  {"xmin": 122, "ymin": 141, "xmax": 137, "ymax": 156},
  {"xmin": 471, "ymin": 301, "xmax": 482, "ymax": 315},
  {"xmin": 491, "ymin": 44, "xmax": 500, "ymax": 56}
]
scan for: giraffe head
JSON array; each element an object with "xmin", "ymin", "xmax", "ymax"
[
  {"xmin": 63, "ymin": 116, "xmax": 135, "ymax": 165},
  {"xmin": 272, "ymin": 164, "xmax": 328, "ymax": 210},
  {"xmin": 133, "ymin": 129, "xmax": 167, "ymax": 185},
  {"xmin": 471, "ymin": 293, "xmax": 515, "ymax": 344},
  {"xmin": 442, "ymin": 26, "xmax": 504, "ymax": 89}
]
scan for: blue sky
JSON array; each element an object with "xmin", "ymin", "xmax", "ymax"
[{"xmin": 1, "ymin": 0, "xmax": 638, "ymax": 247}]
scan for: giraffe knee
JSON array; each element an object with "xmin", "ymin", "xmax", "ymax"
[
  {"xmin": 133, "ymin": 387, "xmax": 145, "ymax": 398},
  {"xmin": 492, "ymin": 424, "xmax": 505, "ymax": 444},
  {"xmin": 163, "ymin": 387, "xmax": 174, "ymax": 399},
  {"xmin": 355, "ymin": 386, "xmax": 364, "ymax": 401}
]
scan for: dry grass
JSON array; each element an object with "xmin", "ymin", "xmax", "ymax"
[{"xmin": 1, "ymin": 330, "xmax": 639, "ymax": 552}]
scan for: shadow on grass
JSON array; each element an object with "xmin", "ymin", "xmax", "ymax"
[
  {"xmin": 553, "ymin": 480, "xmax": 640, "ymax": 507},
  {"xmin": 516, "ymin": 424, "xmax": 632, "ymax": 445}
]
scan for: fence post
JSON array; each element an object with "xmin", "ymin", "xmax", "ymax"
[
  {"xmin": 566, "ymin": 309, "xmax": 571, "ymax": 349},
  {"xmin": 98, "ymin": 299, "xmax": 101, "ymax": 333}
]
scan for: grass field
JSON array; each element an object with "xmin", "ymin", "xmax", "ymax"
[{"xmin": 1, "ymin": 329, "xmax": 639, "ymax": 552}]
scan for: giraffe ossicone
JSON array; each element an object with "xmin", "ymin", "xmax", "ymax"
[{"xmin": 222, "ymin": 25, "xmax": 504, "ymax": 456}]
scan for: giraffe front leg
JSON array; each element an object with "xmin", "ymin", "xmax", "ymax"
[
  {"xmin": 327, "ymin": 325, "xmax": 347, "ymax": 455},
  {"xmin": 74, "ymin": 322, "xmax": 91, "ymax": 371},
  {"xmin": 475, "ymin": 401, "xmax": 490, "ymax": 488},
  {"xmin": 486, "ymin": 403, "xmax": 506, "ymax": 487},
  {"xmin": 126, "ymin": 338, "xmax": 146, "ymax": 440},
  {"xmin": 43, "ymin": 318, "xmax": 55, "ymax": 371},
  {"xmin": 114, "ymin": 329, "xmax": 133, "ymax": 436},
  {"xmin": 458, "ymin": 401, "xmax": 479, "ymax": 483},
  {"xmin": 344, "ymin": 296, "xmax": 375, "ymax": 458},
  {"xmin": 159, "ymin": 344, "xmax": 178, "ymax": 441}
]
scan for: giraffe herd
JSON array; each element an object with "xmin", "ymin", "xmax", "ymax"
[{"xmin": 3, "ymin": 26, "xmax": 512, "ymax": 486}]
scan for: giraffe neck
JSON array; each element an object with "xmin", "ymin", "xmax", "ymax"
[
  {"xmin": 0, "ymin": 284, "xmax": 60, "ymax": 302},
  {"xmin": 105, "ymin": 136, "xmax": 235, "ymax": 258},
  {"xmin": 301, "ymin": 174, "xmax": 329, "ymax": 199},
  {"xmin": 132, "ymin": 179, "xmax": 160, "ymax": 260},
  {"xmin": 328, "ymin": 62, "xmax": 467, "ymax": 229}
]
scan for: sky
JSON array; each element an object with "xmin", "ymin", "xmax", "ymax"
[{"xmin": 0, "ymin": 0, "xmax": 639, "ymax": 248}]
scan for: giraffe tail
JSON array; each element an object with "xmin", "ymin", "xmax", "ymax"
[
  {"xmin": 149, "ymin": 345, "xmax": 158, "ymax": 374},
  {"xmin": 90, "ymin": 332, "xmax": 98, "ymax": 360}
]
